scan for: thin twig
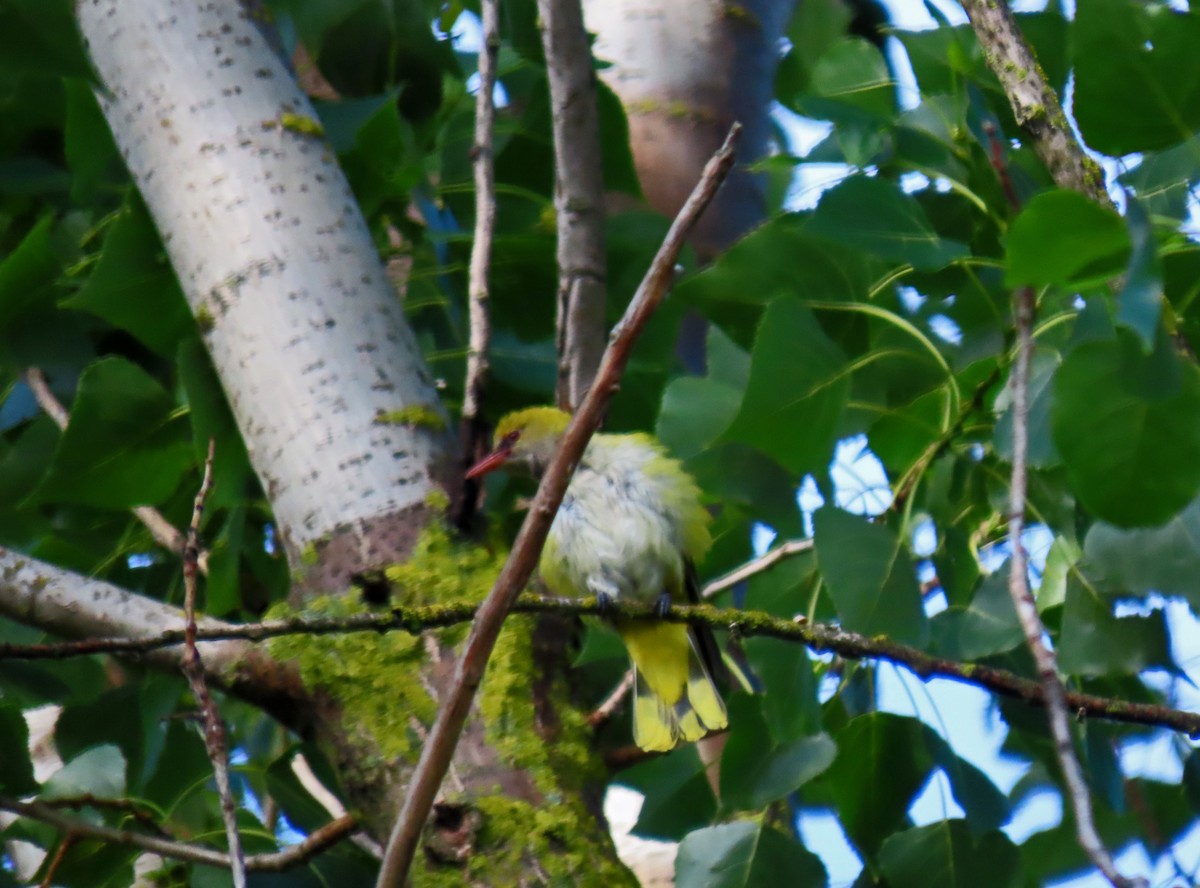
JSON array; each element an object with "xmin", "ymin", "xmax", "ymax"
[
  {"xmin": 0, "ymin": 795, "xmax": 356, "ymax": 873},
  {"xmin": 374, "ymin": 124, "xmax": 743, "ymax": 888},
  {"xmin": 588, "ymin": 669, "xmax": 634, "ymax": 727},
  {"xmin": 22, "ymin": 367, "xmax": 207, "ymax": 573},
  {"xmin": 701, "ymin": 539, "xmax": 814, "ymax": 599},
  {"xmin": 0, "ymin": 594, "xmax": 1196, "ymax": 736},
  {"xmin": 38, "ymin": 833, "xmax": 76, "ymax": 888},
  {"xmin": 42, "ymin": 794, "xmax": 171, "ymax": 837},
  {"xmin": 539, "ymin": 0, "xmax": 608, "ymax": 410},
  {"xmin": 959, "ymin": 0, "xmax": 1112, "ymax": 208},
  {"xmin": 179, "ymin": 439, "xmax": 246, "ymax": 888},
  {"xmin": 1006, "ymin": 287, "xmax": 1142, "ymax": 888},
  {"xmin": 451, "ymin": 0, "xmax": 499, "ymax": 533}
]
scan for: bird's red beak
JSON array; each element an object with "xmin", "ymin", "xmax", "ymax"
[{"xmin": 465, "ymin": 443, "xmax": 513, "ymax": 479}]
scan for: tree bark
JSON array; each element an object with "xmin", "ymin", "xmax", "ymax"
[
  {"xmin": 583, "ymin": 0, "xmax": 795, "ymax": 260},
  {"xmin": 64, "ymin": 0, "xmax": 635, "ymax": 877},
  {"xmin": 79, "ymin": 0, "xmax": 449, "ymax": 595}
]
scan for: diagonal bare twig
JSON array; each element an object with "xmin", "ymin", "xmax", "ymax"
[
  {"xmin": 179, "ymin": 438, "xmax": 246, "ymax": 887},
  {"xmin": 374, "ymin": 123, "xmax": 743, "ymax": 888},
  {"xmin": 22, "ymin": 367, "xmax": 208, "ymax": 574}
]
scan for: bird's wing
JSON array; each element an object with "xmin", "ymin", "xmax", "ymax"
[{"xmin": 684, "ymin": 558, "xmax": 729, "ymax": 688}]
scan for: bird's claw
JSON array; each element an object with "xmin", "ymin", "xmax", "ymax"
[
  {"xmin": 654, "ymin": 592, "xmax": 671, "ymax": 619},
  {"xmin": 596, "ymin": 592, "xmax": 614, "ymax": 616}
]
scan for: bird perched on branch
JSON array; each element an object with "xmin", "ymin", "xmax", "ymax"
[{"xmin": 467, "ymin": 406, "xmax": 728, "ymax": 751}]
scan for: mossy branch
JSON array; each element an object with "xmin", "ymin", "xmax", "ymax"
[
  {"xmin": 960, "ymin": 0, "xmax": 1113, "ymax": 208},
  {"xmin": 3, "ymin": 593, "xmax": 1196, "ymax": 738}
]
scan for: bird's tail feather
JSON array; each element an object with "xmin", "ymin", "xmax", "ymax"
[{"xmin": 630, "ymin": 631, "xmax": 728, "ymax": 752}]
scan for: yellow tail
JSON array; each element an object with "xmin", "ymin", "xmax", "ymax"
[{"xmin": 619, "ymin": 621, "xmax": 728, "ymax": 752}]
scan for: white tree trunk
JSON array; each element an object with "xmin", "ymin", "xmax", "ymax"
[
  {"xmin": 78, "ymin": 0, "xmax": 448, "ymax": 590},
  {"xmin": 583, "ymin": 0, "xmax": 793, "ymax": 258}
]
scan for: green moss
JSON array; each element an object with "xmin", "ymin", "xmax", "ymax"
[
  {"xmin": 279, "ymin": 112, "xmax": 325, "ymax": 138},
  {"xmin": 412, "ymin": 795, "xmax": 636, "ymax": 888},
  {"xmin": 477, "ymin": 614, "xmax": 598, "ymax": 799},
  {"xmin": 300, "ymin": 541, "xmax": 321, "ymax": 567},
  {"xmin": 194, "ymin": 304, "xmax": 215, "ymax": 334},
  {"xmin": 721, "ymin": 2, "xmax": 761, "ymax": 28},
  {"xmin": 268, "ymin": 523, "xmax": 508, "ymax": 760},
  {"xmin": 267, "ymin": 593, "xmax": 434, "ymax": 759},
  {"xmin": 277, "ymin": 520, "xmax": 626, "ymax": 877},
  {"xmin": 374, "ymin": 405, "xmax": 448, "ymax": 433},
  {"xmin": 384, "ymin": 522, "xmax": 502, "ymax": 608}
]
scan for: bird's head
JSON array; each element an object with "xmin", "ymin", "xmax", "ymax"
[{"xmin": 465, "ymin": 407, "xmax": 571, "ymax": 479}]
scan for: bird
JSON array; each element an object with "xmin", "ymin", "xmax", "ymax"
[{"xmin": 466, "ymin": 406, "xmax": 728, "ymax": 751}]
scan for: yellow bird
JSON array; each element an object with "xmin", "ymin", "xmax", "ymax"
[{"xmin": 467, "ymin": 407, "xmax": 728, "ymax": 751}]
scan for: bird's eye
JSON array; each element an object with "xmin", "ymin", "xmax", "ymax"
[{"xmin": 500, "ymin": 430, "xmax": 521, "ymax": 448}]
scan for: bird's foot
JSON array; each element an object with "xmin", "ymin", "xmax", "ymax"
[
  {"xmin": 596, "ymin": 592, "xmax": 614, "ymax": 616},
  {"xmin": 654, "ymin": 592, "xmax": 672, "ymax": 619}
]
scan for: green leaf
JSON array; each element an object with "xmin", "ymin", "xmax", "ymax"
[
  {"xmin": 879, "ymin": 821, "xmax": 1023, "ymax": 888},
  {"xmin": 31, "ymin": 357, "xmax": 193, "ymax": 509},
  {"xmin": 931, "ymin": 567, "xmax": 1024, "ymax": 660},
  {"xmin": 63, "ymin": 199, "xmax": 193, "ymax": 356},
  {"xmin": 814, "ymin": 508, "xmax": 928, "ymax": 646},
  {"xmin": 596, "ymin": 80, "xmax": 641, "ymax": 198},
  {"xmin": 63, "ymin": 78, "xmax": 119, "ymax": 204},
  {"xmin": 809, "ymin": 38, "xmax": 895, "ymax": 119},
  {"xmin": 994, "ymin": 346, "xmax": 1061, "ymax": 469},
  {"xmin": 177, "ymin": 337, "xmax": 254, "ymax": 512},
  {"xmin": 723, "ymin": 298, "xmax": 849, "ymax": 477},
  {"xmin": 1115, "ymin": 197, "xmax": 1164, "ymax": 352},
  {"xmin": 677, "ymin": 215, "xmax": 875, "ymax": 313},
  {"xmin": 658, "ymin": 326, "xmax": 749, "ymax": 459},
  {"xmin": 0, "ymin": 216, "xmax": 60, "ymax": 335},
  {"xmin": 675, "ymin": 822, "xmax": 826, "ymax": 888},
  {"xmin": 1051, "ymin": 328, "xmax": 1200, "ymax": 526},
  {"xmin": 807, "ymin": 176, "xmax": 968, "ymax": 271},
  {"xmin": 1118, "ymin": 135, "xmax": 1200, "ymax": 222},
  {"xmin": 42, "ymin": 744, "xmax": 126, "ymax": 799},
  {"xmin": 922, "ymin": 733, "xmax": 1010, "ymax": 834},
  {"xmin": 827, "ymin": 712, "xmax": 934, "ymax": 859},
  {"xmin": 0, "ymin": 0, "xmax": 93, "ymax": 80},
  {"xmin": 1074, "ymin": 0, "xmax": 1200, "ymax": 154},
  {"xmin": 1005, "ymin": 190, "xmax": 1130, "ymax": 288},
  {"xmin": 0, "ymin": 705, "xmax": 38, "ymax": 795},
  {"xmin": 686, "ymin": 444, "xmax": 805, "ymax": 540},
  {"xmin": 1058, "ymin": 576, "xmax": 1173, "ymax": 676},
  {"xmin": 719, "ymin": 696, "xmax": 836, "ymax": 811},
  {"xmin": 618, "ymin": 747, "xmax": 717, "ymax": 841},
  {"xmin": 1082, "ymin": 495, "xmax": 1200, "ymax": 609},
  {"xmin": 742, "ymin": 637, "xmax": 823, "ymax": 742}
]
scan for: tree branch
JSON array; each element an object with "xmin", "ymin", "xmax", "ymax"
[
  {"xmin": 374, "ymin": 123, "xmax": 743, "ymax": 888},
  {"xmin": 959, "ymin": 0, "xmax": 1112, "ymax": 207},
  {"xmin": 3, "ymin": 593, "xmax": 1194, "ymax": 737},
  {"xmin": 462, "ymin": 0, "xmax": 497, "ymax": 426},
  {"xmin": 1006, "ymin": 284, "xmax": 1140, "ymax": 888},
  {"xmin": 0, "ymin": 796, "xmax": 356, "ymax": 873},
  {"xmin": 451, "ymin": 0, "xmax": 499, "ymax": 533},
  {"xmin": 539, "ymin": 0, "xmax": 608, "ymax": 410},
  {"xmin": 0, "ymin": 545, "xmax": 313, "ymax": 736},
  {"xmin": 701, "ymin": 539, "xmax": 814, "ymax": 599},
  {"xmin": 179, "ymin": 440, "xmax": 245, "ymax": 887}
]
